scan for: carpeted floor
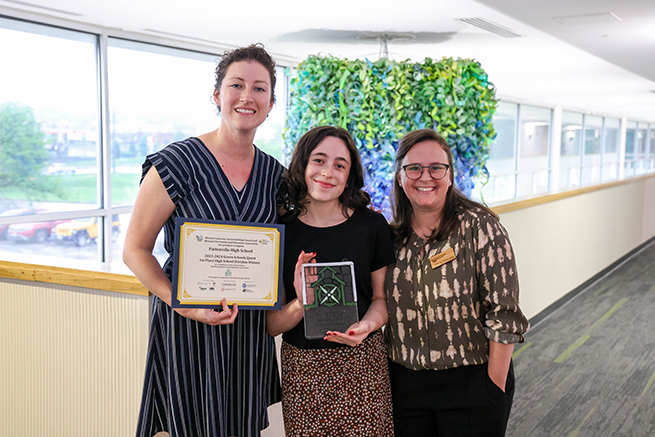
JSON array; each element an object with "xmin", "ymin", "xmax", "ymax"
[{"xmin": 508, "ymin": 239, "xmax": 655, "ymax": 437}]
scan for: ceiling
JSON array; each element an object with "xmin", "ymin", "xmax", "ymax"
[{"xmin": 1, "ymin": 0, "xmax": 654, "ymax": 122}]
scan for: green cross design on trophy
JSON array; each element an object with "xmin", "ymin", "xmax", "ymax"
[
  {"xmin": 313, "ymin": 266, "xmax": 345, "ymax": 307},
  {"xmin": 305, "ymin": 265, "xmax": 356, "ymax": 309},
  {"xmin": 317, "ymin": 282, "xmax": 341, "ymax": 306}
]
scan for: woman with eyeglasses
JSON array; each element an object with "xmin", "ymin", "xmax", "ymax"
[{"xmin": 385, "ymin": 129, "xmax": 529, "ymax": 437}]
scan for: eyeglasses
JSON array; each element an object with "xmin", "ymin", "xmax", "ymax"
[{"xmin": 401, "ymin": 163, "xmax": 450, "ymax": 180}]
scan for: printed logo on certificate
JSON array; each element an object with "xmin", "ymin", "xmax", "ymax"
[
  {"xmin": 171, "ymin": 218, "xmax": 284, "ymax": 310},
  {"xmin": 301, "ymin": 261, "xmax": 359, "ymax": 340}
]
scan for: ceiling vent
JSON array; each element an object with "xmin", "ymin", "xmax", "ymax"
[
  {"xmin": 456, "ymin": 18, "xmax": 522, "ymax": 39},
  {"xmin": 2, "ymin": 0, "xmax": 83, "ymax": 16}
]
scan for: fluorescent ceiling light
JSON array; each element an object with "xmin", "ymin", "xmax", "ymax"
[
  {"xmin": 553, "ymin": 13, "xmax": 621, "ymax": 26},
  {"xmin": 456, "ymin": 18, "xmax": 522, "ymax": 39}
]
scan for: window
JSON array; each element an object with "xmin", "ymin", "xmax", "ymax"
[
  {"xmin": 107, "ymin": 39, "xmax": 220, "ymax": 208},
  {"xmin": 601, "ymin": 118, "xmax": 620, "ymax": 181},
  {"xmin": 477, "ymin": 101, "xmax": 518, "ymax": 202},
  {"xmin": 480, "ymin": 104, "xmax": 646, "ymax": 203},
  {"xmin": 0, "ymin": 20, "xmax": 99, "ymax": 208},
  {"xmin": 0, "ymin": 16, "xmax": 288, "ymax": 267},
  {"xmin": 0, "ymin": 18, "xmax": 102, "ymax": 261},
  {"xmin": 107, "ymin": 39, "xmax": 287, "ymax": 266},
  {"xmin": 560, "ymin": 111, "xmax": 583, "ymax": 188},
  {"xmin": 582, "ymin": 115, "xmax": 602, "ymax": 185},
  {"xmin": 636, "ymin": 122, "xmax": 649, "ymax": 175},
  {"xmin": 624, "ymin": 121, "xmax": 637, "ymax": 177},
  {"xmin": 517, "ymin": 105, "xmax": 551, "ymax": 197}
]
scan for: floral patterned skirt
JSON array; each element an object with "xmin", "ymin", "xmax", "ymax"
[{"xmin": 281, "ymin": 330, "xmax": 394, "ymax": 436}]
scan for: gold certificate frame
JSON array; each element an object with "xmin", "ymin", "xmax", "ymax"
[{"xmin": 171, "ymin": 218, "xmax": 284, "ymax": 310}]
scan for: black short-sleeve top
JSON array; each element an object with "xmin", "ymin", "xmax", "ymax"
[{"xmin": 281, "ymin": 208, "xmax": 395, "ymax": 349}]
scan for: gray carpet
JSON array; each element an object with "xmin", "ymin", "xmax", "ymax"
[{"xmin": 508, "ymin": 239, "xmax": 655, "ymax": 437}]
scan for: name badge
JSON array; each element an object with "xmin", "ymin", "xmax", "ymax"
[{"xmin": 429, "ymin": 248, "xmax": 456, "ymax": 269}]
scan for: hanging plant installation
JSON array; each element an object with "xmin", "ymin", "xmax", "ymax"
[{"xmin": 283, "ymin": 55, "xmax": 497, "ymax": 217}]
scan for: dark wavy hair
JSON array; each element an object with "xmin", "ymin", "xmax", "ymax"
[
  {"xmin": 391, "ymin": 128, "xmax": 497, "ymax": 245},
  {"xmin": 280, "ymin": 126, "xmax": 370, "ymax": 221},
  {"xmin": 213, "ymin": 43, "xmax": 276, "ymax": 112}
]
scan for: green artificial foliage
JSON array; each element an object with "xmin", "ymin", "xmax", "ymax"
[{"xmin": 284, "ymin": 55, "xmax": 498, "ymax": 214}]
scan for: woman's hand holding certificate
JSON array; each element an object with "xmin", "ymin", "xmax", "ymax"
[{"xmin": 175, "ymin": 298, "xmax": 239, "ymax": 325}]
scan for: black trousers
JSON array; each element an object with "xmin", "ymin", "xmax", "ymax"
[{"xmin": 390, "ymin": 361, "xmax": 515, "ymax": 437}]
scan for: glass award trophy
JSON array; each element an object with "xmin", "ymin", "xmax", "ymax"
[{"xmin": 301, "ymin": 261, "xmax": 359, "ymax": 340}]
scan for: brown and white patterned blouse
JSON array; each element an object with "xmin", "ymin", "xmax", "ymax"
[{"xmin": 385, "ymin": 208, "xmax": 530, "ymax": 371}]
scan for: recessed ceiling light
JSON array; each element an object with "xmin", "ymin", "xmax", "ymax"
[
  {"xmin": 553, "ymin": 12, "xmax": 621, "ymax": 26},
  {"xmin": 456, "ymin": 18, "xmax": 522, "ymax": 39}
]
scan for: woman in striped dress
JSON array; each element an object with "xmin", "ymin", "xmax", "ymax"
[{"xmin": 123, "ymin": 44, "xmax": 282, "ymax": 437}]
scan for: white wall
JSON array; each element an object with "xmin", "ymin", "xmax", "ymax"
[{"xmin": 499, "ymin": 177, "xmax": 655, "ymax": 319}]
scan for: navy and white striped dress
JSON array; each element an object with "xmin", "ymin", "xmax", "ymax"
[{"xmin": 135, "ymin": 137, "xmax": 283, "ymax": 437}]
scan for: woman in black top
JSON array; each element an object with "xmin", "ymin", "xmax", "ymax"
[{"xmin": 267, "ymin": 126, "xmax": 394, "ymax": 436}]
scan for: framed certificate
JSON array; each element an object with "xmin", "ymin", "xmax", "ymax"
[
  {"xmin": 171, "ymin": 218, "xmax": 284, "ymax": 310},
  {"xmin": 301, "ymin": 261, "xmax": 359, "ymax": 340}
]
